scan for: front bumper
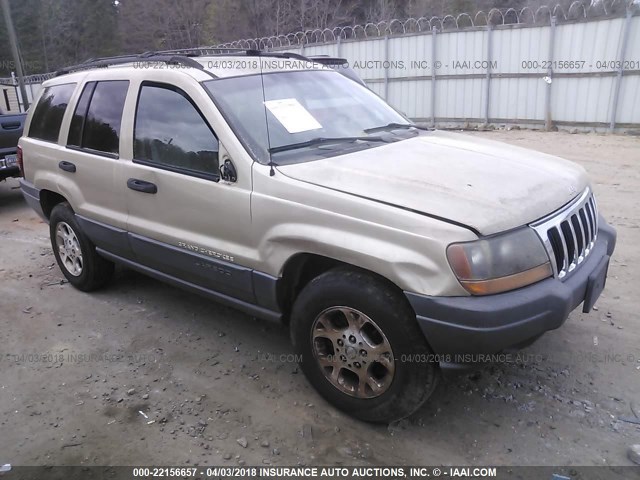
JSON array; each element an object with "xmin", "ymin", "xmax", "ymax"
[{"xmin": 405, "ymin": 218, "xmax": 616, "ymax": 355}]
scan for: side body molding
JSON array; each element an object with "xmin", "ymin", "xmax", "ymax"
[{"xmin": 76, "ymin": 214, "xmax": 282, "ymax": 321}]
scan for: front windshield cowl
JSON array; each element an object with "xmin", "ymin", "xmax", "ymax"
[{"xmin": 204, "ymin": 69, "xmax": 414, "ymax": 165}]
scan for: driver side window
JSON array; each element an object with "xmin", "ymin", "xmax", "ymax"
[{"xmin": 134, "ymin": 83, "xmax": 219, "ymax": 179}]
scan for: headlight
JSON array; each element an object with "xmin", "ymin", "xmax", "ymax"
[{"xmin": 446, "ymin": 227, "xmax": 552, "ymax": 295}]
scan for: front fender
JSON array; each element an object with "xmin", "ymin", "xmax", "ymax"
[
  {"xmin": 251, "ymin": 169, "xmax": 477, "ymax": 297},
  {"xmin": 262, "ymin": 222, "xmax": 456, "ymax": 295}
]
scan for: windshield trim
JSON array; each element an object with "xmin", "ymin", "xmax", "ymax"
[
  {"xmin": 201, "ymin": 78, "xmax": 265, "ymax": 164},
  {"xmin": 202, "ymin": 67, "xmax": 335, "ymax": 84}
]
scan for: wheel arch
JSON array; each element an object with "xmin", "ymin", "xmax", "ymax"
[
  {"xmin": 277, "ymin": 252, "xmax": 415, "ymax": 324},
  {"xmin": 40, "ymin": 190, "xmax": 69, "ymax": 219}
]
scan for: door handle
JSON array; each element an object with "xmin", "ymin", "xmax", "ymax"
[
  {"xmin": 58, "ymin": 161, "xmax": 76, "ymax": 173},
  {"xmin": 1, "ymin": 121, "xmax": 21, "ymax": 130},
  {"xmin": 127, "ymin": 178, "xmax": 157, "ymax": 194}
]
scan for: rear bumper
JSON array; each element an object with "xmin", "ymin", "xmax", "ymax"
[
  {"xmin": 405, "ymin": 219, "xmax": 616, "ymax": 356},
  {"xmin": 1, "ymin": 147, "xmax": 19, "ymax": 179},
  {"xmin": 19, "ymin": 179, "xmax": 47, "ymax": 221},
  {"xmin": 0, "ymin": 165, "xmax": 20, "ymax": 180},
  {"xmin": 0, "ymin": 147, "xmax": 18, "ymax": 157}
]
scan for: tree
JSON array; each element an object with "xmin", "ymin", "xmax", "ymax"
[{"xmin": 41, "ymin": 0, "xmax": 119, "ymax": 66}]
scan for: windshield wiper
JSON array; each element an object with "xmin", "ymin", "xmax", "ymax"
[
  {"xmin": 364, "ymin": 122, "xmax": 431, "ymax": 134},
  {"xmin": 269, "ymin": 136, "xmax": 386, "ymax": 154}
]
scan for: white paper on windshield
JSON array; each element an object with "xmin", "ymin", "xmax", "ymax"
[{"xmin": 264, "ymin": 98, "xmax": 322, "ymax": 134}]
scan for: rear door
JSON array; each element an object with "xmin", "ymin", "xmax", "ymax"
[
  {"xmin": 59, "ymin": 79, "xmax": 131, "ymax": 257},
  {"xmin": 120, "ymin": 76, "xmax": 255, "ymax": 302},
  {"xmin": 21, "ymin": 82, "xmax": 77, "ymax": 186}
]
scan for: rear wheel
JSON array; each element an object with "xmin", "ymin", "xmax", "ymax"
[
  {"xmin": 290, "ymin": 267, "xmax": 439, "ymax": 423},
  {"xmin": 49, "ymin": 202, "xmax": 114, "ymax": 291}
]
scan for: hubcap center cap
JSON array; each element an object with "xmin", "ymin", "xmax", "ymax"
[{"xmin": 345, "ymin": 346, "xmax": 358, "ymax": 359}]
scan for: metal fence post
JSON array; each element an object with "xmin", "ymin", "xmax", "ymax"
[
  {"xmin": 383, "ymin": 35, "xmax": 389, "ymax": 100},
  {"xmin": 545, "ymin": 16, "xmax": 556, "ymax": 131},
  {"xmin": 431, "ymin": 26, "xmax": 437, "ymax": 127},
  {"xmin": 609, "ymin": 8, "xmax": 633, "ymax": 132},
  {"xmin": 483, "ymin": 24, "xmax": 493, "ymax": 126},
  {"xmin": 1, "ymin": 0, "xmax": 29, "ymax": 110}
]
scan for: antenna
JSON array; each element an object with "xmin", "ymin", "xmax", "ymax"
[{"xmin": 258, "ymin": 56, "xmax": 276, "ymax": 177}]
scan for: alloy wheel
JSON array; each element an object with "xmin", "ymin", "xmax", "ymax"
[
  {"xmin": 311, "ymin": 306, "xmax": 395, "ymax": 399},
  {"xmin": 55, "ymin": 222, "xmax": 83, "ymax": 277}
]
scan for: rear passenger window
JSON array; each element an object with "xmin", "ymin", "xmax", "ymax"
[
  {"xmin": 81, "ymin": 81, "xmax": 129, "ymax": 155},
  {"xmin": 67, "ymin": 82, "xmax": 96, "ymax": 147},
  {"xmin": 28, "ymin": 83, "xmax": 76, "ymax": 142},
  {"xmin": 134, "ymin": 84, "xmax": 219, "ymax": 177}
]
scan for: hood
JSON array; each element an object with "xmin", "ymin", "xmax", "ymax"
[{"xmin": 276, "ymin": 131, "xmax": 589, "ymax": 236}]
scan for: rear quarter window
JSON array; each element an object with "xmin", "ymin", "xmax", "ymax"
[{"xmin": 28, "ymin": 83, "xmax": 76, "ymax": 142}]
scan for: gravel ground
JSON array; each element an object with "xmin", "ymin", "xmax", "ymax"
[{"xmin": 0, "ymin": 130, "xmax": 638, "ymax": 471}]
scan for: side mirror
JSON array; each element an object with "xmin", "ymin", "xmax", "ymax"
[{"xmin": 219, "ymin": 158, "xmax": 237, "ymax": 183}]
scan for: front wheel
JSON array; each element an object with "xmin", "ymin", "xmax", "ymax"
[{"xmin": 290, "ymin": 267, "xmax": 439, "ymax": 423}]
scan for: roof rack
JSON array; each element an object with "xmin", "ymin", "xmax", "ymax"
[
  {"xmin": 154, "ymin": 47, "xmax": 253, "ymax": 56},
  {"xmin": 54, "ymin": 52, "xmax": 210, "ymax": 77},
  {"xmin": 54, "ymin": 48, "xmax": 320, "ymax": 77},
  {"xmin": 155, "ymin": 47, "xmax": 314, "ymax": 62}
]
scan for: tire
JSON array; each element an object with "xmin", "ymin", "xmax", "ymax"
[
  {"xmin": 290, "ymin": 267, "xmax": 439, "ymax": 423},
  {"xmin": 49, "ymin": 202, "xmax": 114, "ymax": 291}
]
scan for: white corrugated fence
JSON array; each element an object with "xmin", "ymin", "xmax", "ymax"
[
  {"xmin": 222, "ymin": 3, "xmax": 640, "ymax": 132},
  {"xmin": 2, "ymin": 2, "xmax": 639, "ymax": 131}
]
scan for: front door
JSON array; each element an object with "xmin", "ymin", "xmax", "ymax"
[{"xmin": 121, "ymin": 80, "xmax": 254, "ymax": 302}]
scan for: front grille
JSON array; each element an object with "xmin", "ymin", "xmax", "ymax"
[{"xmin": 530, "ymin": 188, "xmax": 598, "ymax": 279}]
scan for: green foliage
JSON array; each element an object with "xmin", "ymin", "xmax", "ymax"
[{"xmin": 1, "ymin": 0, "xmax": 119, "ymax": 75}]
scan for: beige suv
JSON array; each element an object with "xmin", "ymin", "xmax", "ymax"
[{"xmin": 18, "ymin": 50, "xmax": 616, "ymax": 423}]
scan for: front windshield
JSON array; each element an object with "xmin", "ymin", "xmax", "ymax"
[{"xmin": 204, "ymin": 70, "xmax": 411, "ymax": 164}]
